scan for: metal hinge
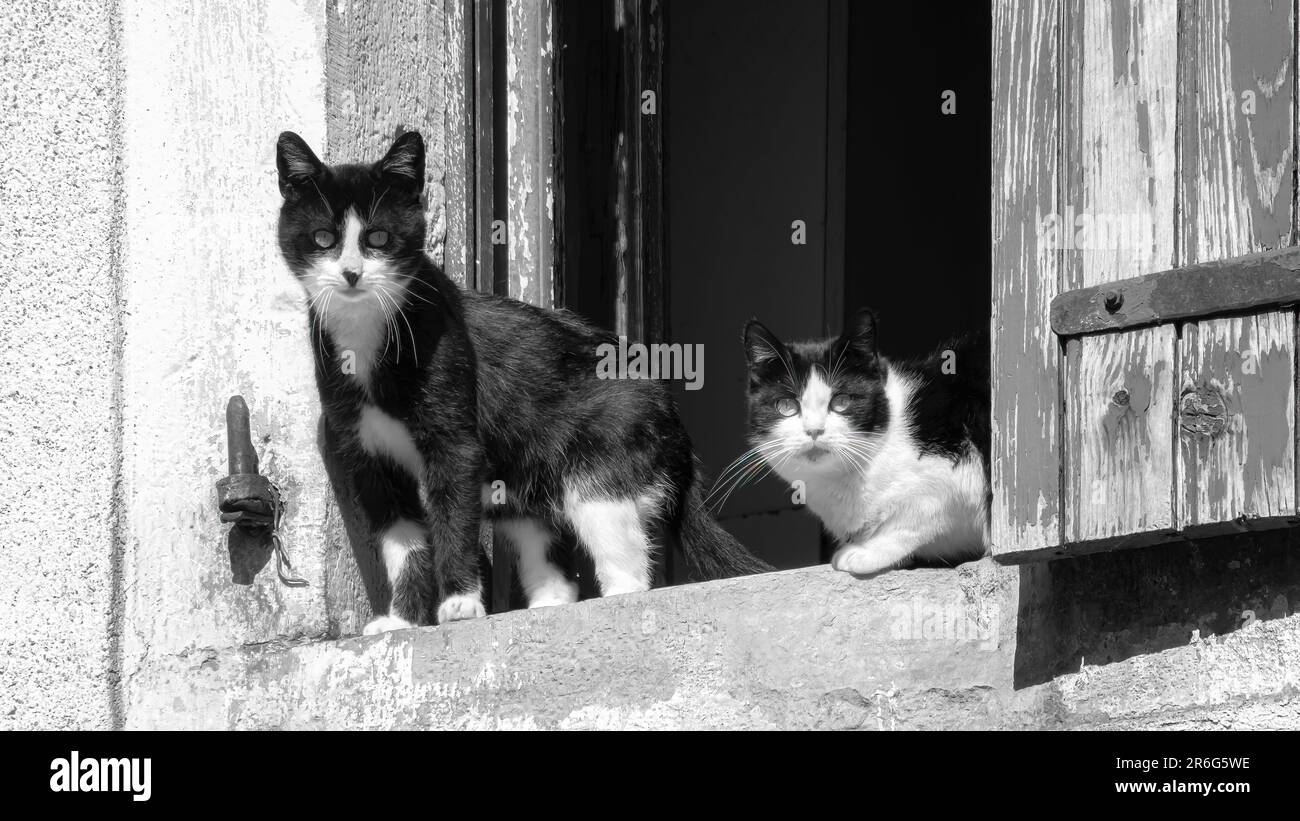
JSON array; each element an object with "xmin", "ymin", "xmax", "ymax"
[{"xmin": 1050, "ymin": 245, "xmax": 1300, "ymax": 336}]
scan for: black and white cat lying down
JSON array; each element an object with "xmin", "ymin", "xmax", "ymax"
[
  {"xmin": 275, "ymin": 130, "xmax": 771, "ymax": 634},
  {"xmin": 742, "ymin": 310, "xmax": 991, "ymax": 575}
]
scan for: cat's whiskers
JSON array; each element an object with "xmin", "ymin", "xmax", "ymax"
[
  {"xmin": 756, "ymin": 338, "xmax": 800, "ymax": 394},
  {"xmin": 309, "ymin": 178, "xmax": 334, "ymax": 219},
  {"xmin": 379, "ymin": 282, "xmax": 420, "ymax": 367},
  {"xmin": 404, "ymin": 274, "xmax": 442, "ymax": 301},
  {"xmin": 827, "ymin": 339, "xmax": 850, "ymax": 385},
  {"xmin": 713, "ymin": 438, "xmax": 803, "ymax": 513},
  {"xmin": 398, "ymin": 277, "xmax": 440, "ymax": 308},
  {"xmin": 708, "ymin": 440, "xmax": 786, "ymax": 488},
  {"xmin": 709, "ymin": 455, "xmax": 779, "ymax": 515},
  {"xmin": 831, "ymin": 442, "xmax": 869, "ymax": 474},
  {"xmin": 704, "ymin": 440, "xmax": 789, "ymax": 513},
  {"xmin": 368, "ymin": 186, "xmax": 391, "ymax": 222},
  {"xmin": 379, "ymin": 287, "xmax": 407, "ymax": 365},
  {"xmin": 704, "ymin": 441, "xmax": 786, "ymax": 507},
  {"xmin": 833, "ymin": 435, "xmax": 884, "ymax": 475},
  {"xmin": 309, "ymin": 287, "xmax": 336, "ymax": 363},
  {"xmin": 369, "ymin": 284, "xmax": 397, "ymax": 364}
]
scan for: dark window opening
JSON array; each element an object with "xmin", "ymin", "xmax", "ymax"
[{"xmin": 556, "ymin": 0, "xmax": 992, "ymax": 582}]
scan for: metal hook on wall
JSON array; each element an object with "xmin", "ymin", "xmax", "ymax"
[{"xmin": 215, "ymin": 395, "xmax": 307, "ymax": 587}]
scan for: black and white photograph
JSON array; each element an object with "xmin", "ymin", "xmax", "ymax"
[{"xmin": 0, "ymin": 0, "xmax": 1293, "ymax": 802}]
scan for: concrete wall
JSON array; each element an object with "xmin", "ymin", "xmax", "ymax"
[
  {"xmin": 0, "ymin": 0, "xmax": 124, "ymax": 731},
  {"xmin": 128, "ymin": 531, "xmax": 1300, "ymax": 729},
  {"xmin": 0, "ymin": 0, "xmax": 459, "ymax": 728}
]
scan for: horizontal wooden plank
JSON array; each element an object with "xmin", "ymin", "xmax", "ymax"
[
  {"xmin": 992, "ymin": 513, "xmax": 1299, "ymax": 564},
  {"xmin": 1050, "ymin": 245, "xmax": 1300, "ymax": 335}
]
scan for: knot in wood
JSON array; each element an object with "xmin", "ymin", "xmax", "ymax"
[
  {"xmin": 1111, "ymin": 388, "xmax": 1130, "ymax": 407},
  {"xmin": 1179, "ymin": 385, "xmax": 1228, "ymax": 436}
]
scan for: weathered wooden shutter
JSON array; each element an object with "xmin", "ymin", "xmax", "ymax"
[{"xmin": 992, "ymin": 0, "xmax": 1298, "ymax": 561}]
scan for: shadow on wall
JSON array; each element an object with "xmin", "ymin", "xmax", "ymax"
[
  {"xmin": 318, "ymin": 417, "xmax": 387, "ymax": 620},
  {"xmin": 1013, "ymin": 528, "xmax": 1300, "ymax": 688}
]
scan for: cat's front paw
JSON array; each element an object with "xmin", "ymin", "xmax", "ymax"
[
  {"xmin": 362, "ymin": 615, "xmax": 416, "ymax": 636},
  {"xmin": 437, "ymin": 591, "xmax": 486, "ymax": 624},
  {"xmin": 831, "ymin": 545, "xmax": 895, "ymax": 576}
]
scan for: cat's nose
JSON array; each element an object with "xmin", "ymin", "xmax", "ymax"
[
  {"xmin": 343, "ymin": 270, "xmax": 361, "ymax": 288},
  {"xmin": 806, "ymin": 427, "xmax": 824, "ymax": 441}
]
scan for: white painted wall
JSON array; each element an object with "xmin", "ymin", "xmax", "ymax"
[
  {"xmin": 0, "ymin": 0, "xmax": 124, "ymax": 730},
  {"xmin": 117, "ymin": 0, "xmax": 339, "ymax": 709},
  {"xmin": 0, "ymin": 0, "xmax": 458, "ymax": 728}
]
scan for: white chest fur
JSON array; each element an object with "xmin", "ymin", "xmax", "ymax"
[
  {"xmin": 776, "ymin": 367, "xmax": 990, "ymax": 559},
  {"xmin": 357, "ymin": 404, "xmax": 424, "ymax": 481}
]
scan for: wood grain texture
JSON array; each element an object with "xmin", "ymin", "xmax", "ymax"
[
  {"xmin": 444, "ymin": 0, "xmax": 475, "ymax": 288},
  {"xmin": 1178, "ymin": 312, "xmax": 1296, "ymax": 526},
  {"xmin": 611, "ymin": 0, "xmax": 666, "ymax": 343},
  {"xmin": 1177, "ymin": 0, "xmax": 1296, "ymax": 528},
  {"xmin": 327, "ymin": 0, "xmax": 448, "ymax": 263},
  {"xmin": 989, "ymin": 0, "xmax": 1062, "ymax": 557},
  {"xmin": 1065, "ymin": 330, "xmax": 1176, "ymax": 538},
  {"xmin": 505, "ymin": 0, "xmax": 556, "ymax": 306},
  {"xmin": 1062, "ymin": 0, "xmax": 1178, "ymax": 542}
]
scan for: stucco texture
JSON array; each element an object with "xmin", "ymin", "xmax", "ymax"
[
  {"xmin": 128, "ymin": 539, "xmax": 1300, "ymax": 730},
  {"xmin": 0, "ymin": 0, "xmax": 123, "ymax": 730}
]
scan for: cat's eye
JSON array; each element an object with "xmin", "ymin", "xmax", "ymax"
[
  {"xmin": 775, "ymin": 398, "xmax": 799, "ymax": 417},
  {"xmin": 830, "ymin": 394, "xmax": 851, "ymax": 413},
  {"xmin": 366, "ymin": 229, "xmax": 390, "ymax": 248},
  {"xmin": 312, "ymin": 229, "xmax": 336, "ymax": 249}
]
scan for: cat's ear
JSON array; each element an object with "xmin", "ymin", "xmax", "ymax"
[
  {"xmin": 376, "ymin": 130, "xmax": 425, "ymax": 192},
  {"xmin": 840, "ymin": 307, "xmax": 879, "ymax": 365},
  {"xmin": 276, "ymin": 132, "xmax": 325, "ymax": 198},
  {"xmin": 743, "ymin": 319, "xmax": 787, "ymax": 369}
]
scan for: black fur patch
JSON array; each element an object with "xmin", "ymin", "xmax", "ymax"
[
  {"xmin": 743, "ymin": 309, "xmax": 989, "ymax": 466},
  {"xmin": 276, "ymin": 131, "xmax": 769, "ymax": 624}
]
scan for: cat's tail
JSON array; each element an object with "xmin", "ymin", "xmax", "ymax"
[{"xmin": 675, "ymin": 473, "xmax": 775, "ymax": 580}]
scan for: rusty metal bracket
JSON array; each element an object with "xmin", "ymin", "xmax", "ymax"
[
  {"xmin": 216, "ymin": 396, "xmax": 307, "ymax": 587},
  {"xmin": 1050, "ymin": 245, "xmax": 1300, "ymax": 336}
]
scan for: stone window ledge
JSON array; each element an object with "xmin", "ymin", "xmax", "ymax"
[{"xmin": 126, "ymin": 560, "xmax": 1300, "ymax": 730}]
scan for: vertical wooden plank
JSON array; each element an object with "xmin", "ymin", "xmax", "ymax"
[
  {"xmin": 990, "ymin": 0, "xmax": 1062, "ymax": 557},
  {"xmin": 327, "ymin": 0, "xmax": 447, "ymax": 262},
  {"xmin": 1179, "ymin": 314, "xmax": 1296, "ymax": 525},
  {"xmin": 505, "ymin": 0, "xmax": 557, "ymax": 306},
  {"xmin": 638, "ymin": 0, "xmax": 667, "ymax": 346},
  {"xmin": 1062, "ymin": 0, "xmax": 1178, "ymax": 543},
  {"xmin": 489, "ymin": 0, "xmax": 558, "ymax": 609},
  {"xmin": 476, "ymin": 0, "xmax": 500, "ymax": 295},
  {"xmin": 824, "ymin": 0, "xmax": 848, "ymax": 338},
  {"xmin": 1177, "ymin": 0, "xmax": 1296, "ymax": 529},
  {"xmin": 611, "ymin": 0, "xmax": 666, "ymax": 345},
  {"xmin": 1064, "ymin": 328, "xmax": 1176, "ymax": 539},
  {"xmin": 445, "ymin": 0, "xmax": 476, "ymax": 288}
]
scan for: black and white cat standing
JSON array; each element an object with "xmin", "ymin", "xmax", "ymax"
[
  {"xmin": 275, "ymin": 130, "xmax": 769, "ymax": 634},
  {"xmin": 741, "ymin": 310, "xmax": 990, "ymax": 575}
]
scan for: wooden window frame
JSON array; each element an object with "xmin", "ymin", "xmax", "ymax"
[{"xmin": 992, "ymin": 0, "xmax": 1300, "ymax": 564}]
